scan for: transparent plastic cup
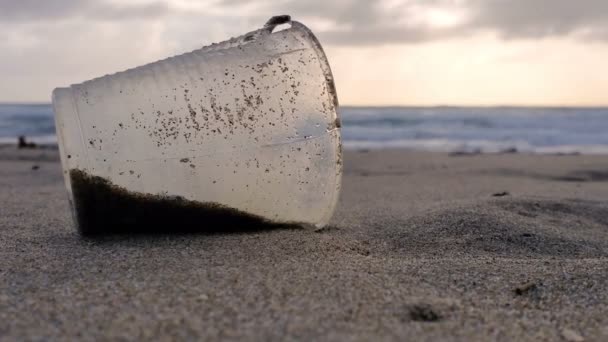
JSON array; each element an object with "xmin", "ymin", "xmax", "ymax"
[{"xmin": 52, "ymin": 15, "xmax": 342, "ymax": 235}]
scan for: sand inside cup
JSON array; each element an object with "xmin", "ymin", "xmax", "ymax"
[{"xmin": 68, "ymin": 169, "xmax": 291, "ymax": 235}]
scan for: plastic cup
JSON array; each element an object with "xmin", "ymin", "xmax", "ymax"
[{"xmin": 52, "ymin": 15, "xmax": 342, "ymax": 234}]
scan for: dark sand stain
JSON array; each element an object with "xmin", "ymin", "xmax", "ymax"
[
  {"xmin": 513, "ymin": 281, "xmax": 542, "ymax": 299},
  {"xmin": 346, "ymin": 169, "xmax": 412, "ymax": 177},
  {"xmin": 449, "ymin": 150, "xmax": 482, "ymax": 157},
  {"xmin": 553, "ymin": 170, "xmax": 608, "ymax": 182},
  {"xmin": 313, "ymin": 225, "xmax": 341, "ymax": 233},
  {"xmin": 408, "ymin": 305, "xmax": 441, "ymax": 322},
  {"xmin": 489, "ymin": 168, "xmax": 608, "ymax": 183}
]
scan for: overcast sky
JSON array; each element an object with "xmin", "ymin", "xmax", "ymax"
[{"xmin": 1, "ymin": 0, "xmax": 607, "ymax": 105}]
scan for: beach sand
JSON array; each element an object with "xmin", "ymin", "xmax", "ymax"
[{"xmin": 1, "ymin": 146, "xmax": 608, "ymax": 341}]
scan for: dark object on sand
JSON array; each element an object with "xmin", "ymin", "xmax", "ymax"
[
  {"xmin": 69, "ymin": 169, "xmax": 291, "ymax": 235},
  {"xmin": 514, "ymin": 282, "xmax": 537, "ymax": 296},
  {"xmin": 513, "ymin": 282, "xmax": 542, "ymax": 300},
  {"xmin": 17, "ymin": 136, "xmax": 37, "ymax": 149},
  {"xmin": 500, "ymin": 147, "xmax": 518, "ymax": 154},
  {"xmin": 408, "ymin": 304, "xmax": 441, "ymax": 322},
  {"xmin": 492, "ymin": 191, "xmax": 510, "ymax": 197},
  {"xmin": 448, "ymin": 149, "xmax": 481, "ymax": 157},
  {"xmin": 31, "ymin": 165, "xmax": 39, "ymax": 170}
]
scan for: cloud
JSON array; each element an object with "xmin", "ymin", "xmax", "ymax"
[
  {"xmin": 284, "ymin": 0, "xmax": 464, "ymax": 45},
  {"xmin": 468, "ymin": 0, "xmax": 608, "ymax": 40},
  {"xmin": 207, "ymin": 0, "xmax": 466, "ymax": 45},
  {"xmin": 0, "ymin": 1, "xmax": 173, "ymax": 101},
  {"xmin": 215, "ymin": 0, "xmax": 608, "ymax": 45},
  {"xmin": 1, "ymin": 0, "xmax": 608, "ymax": 102},
  {"xmin": 3, "ymin": 0, "xmax": 608, "ymax": 45},
  {"xmin": 0, "ymin": 0, "xmax": 170, "ymax": 21}
]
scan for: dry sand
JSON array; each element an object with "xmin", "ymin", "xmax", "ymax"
[{"xmin": 1, "ymin": 146, "xmax": 608, "ymax": 341}]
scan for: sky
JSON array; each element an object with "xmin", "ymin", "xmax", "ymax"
[{"xmin": 1, "ymin": 0, "xmax": 607, "ymax": 106}]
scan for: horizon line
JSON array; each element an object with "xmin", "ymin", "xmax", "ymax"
[{"xmin": 2, "ymin": 102, "xmax": 608, "ymax": 109}]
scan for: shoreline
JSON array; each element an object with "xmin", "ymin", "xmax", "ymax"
[{"xmin": 0, "ymin": 141, "xmax": 597, "ymax": 155}]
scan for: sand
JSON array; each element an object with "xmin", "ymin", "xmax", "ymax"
[{"xmin": 1, "ymin": 145, "xmax": 608, "ymax": 341}]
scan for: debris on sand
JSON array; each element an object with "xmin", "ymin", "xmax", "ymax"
[
  {"xmin": 17, "ymin": 136, "xmax": 37, "ymax": 149},
  {"xmin": 514, "ymin": 282, "xmax": 538, "ymax": 296},
  {"xmin": 408, "ymin": 304, "xmax": 441, "ymax": 322}
]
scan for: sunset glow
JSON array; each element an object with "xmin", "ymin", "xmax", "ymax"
[{"xmin": 1, "ymin": 0, "xmax": 607, "ymax": 106}]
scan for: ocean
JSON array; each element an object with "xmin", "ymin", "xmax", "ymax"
[
  {"xmin": 2, "ymin": 103, "xmax": 607, "ymax": 154},
  {"xmin": 0, "ymin": 104, "xmax": 57, "ymax": 145}
]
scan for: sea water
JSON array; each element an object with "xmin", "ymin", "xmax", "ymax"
[{"xmin": 2, "ymin": 104, "xmax": 608, "ymax": 154}]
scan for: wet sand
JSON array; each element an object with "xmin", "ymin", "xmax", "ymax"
[{"xmin": 1, "ymin": 146, "xmax": 608, "ymax": 340}]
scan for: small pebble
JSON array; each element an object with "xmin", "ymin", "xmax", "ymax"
[{"xmin": 561, "ymin": 328, "xmax": 584, "ymax": 342}]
